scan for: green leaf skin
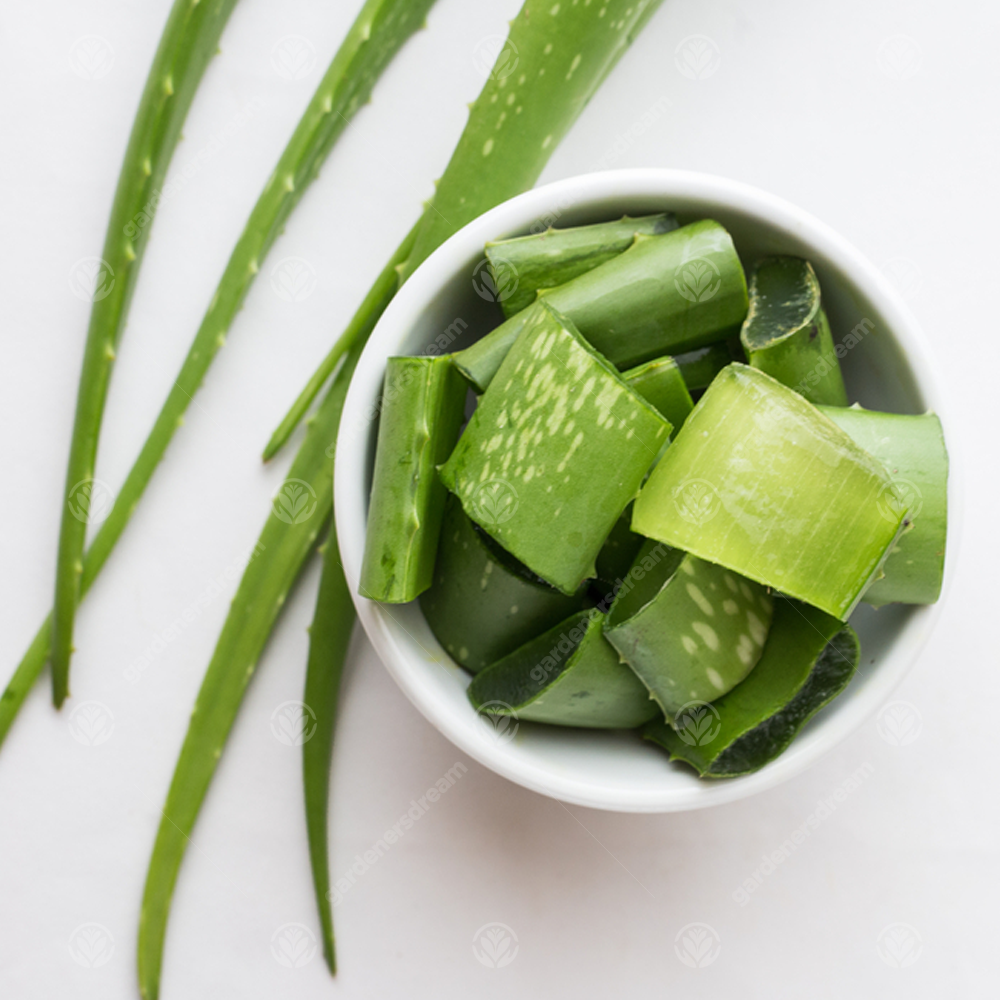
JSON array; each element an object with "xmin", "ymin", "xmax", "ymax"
[
  {"xmin": 741, "ymin": 256, "xmax": 848, "ymax": 406},
  {"xmin": 440, "ymin": 303, "xmax": 670, "ymax": 595},
  {"xmin": 819, "ymin": 406, "xmax": 948, "ymax": 605},
  {"xmin": 49, "ymin": 0, "xmax": 439, "ymax": 706},
  {"xmin": 420, "ymin": 496, "xmax": 585, "ymax": 674},
  {"xmin": 302, "ymin": 521, "xmax": 356, "ymax": 974},
  {"xmin": 673, "ymin": 340, "xmax": 744, "ymax": 392},
  {"xmin": 49, "ymin": 0, "xmax": 242, "ymax": 705},
  {"xmin": 469, "ymin": 611, "xmax": 658, "ymax": 729},
  {"xmin": 486, "ymin": 213, "xmax": 677, "ymax": 317},
  {"xmin": 632, "ymin": 364, "xmax": 906, "ymax": 619},
  {"xmin": 400, "ymin": 0, "xmax": 668, "ymax": 280},
  {"xmin": 642, "ymin": 598, "xmax": 858, "ymax": 778},
  {"xmin": 605, "ymin": 540, "xmax": 773, "ymax": 718},
  {"xmin": 622, "ymin": 355, "xmax": 694, "ymax": 431},
  {"xmin": 453, "ymin": 220, "xmax": 749, "ymax": 392},
  {"xmin": 359, "ymin": 356, "xmax": 467, "ymax": 602}
]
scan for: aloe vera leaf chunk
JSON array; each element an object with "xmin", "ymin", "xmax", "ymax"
[
  {"xmin": 486, "ymin": 213, "xmax": 678, "ymax": 317},
  {"xmin": 818, "ymin": 406, "xmax": 948, "ymax": 605},
  {"xmin": 360, "ymin": 356, "xmax": 466, "ymax": 602},
  {"xmin": 605, "ymin": 540, "xmax": 773, "ymax": 718},
  {"xmin": 420, "ymin": 496, "xmax": 585, "ymax": 673},
  {"xmin": 468, "ymin": 611, "xmax": 658, "ymax": 729},
  {"xmin": 741, "ymin": 257, "xmax": 848, "ymax": 405},
  {"xmin": 632, "ymin": 364, "xmax": 906, "ymax": 619},
  {"xmin": 674, "ymin": 340, "xmax": 744, "ymax": 392},
  {"xmin": 440, "ymin": 303, "xmax": 671, "ymax": 595},
  {"xmin": 593, "ymin": 502, "xmax": 645, "ymax": 595},
  {"xmin": 453, "ymin": 220, "xmax": 748, "ymax": 392},
  {"xmin": 642, "ymin": 598, "xmax": 858, "ymax": 777},
  {"xmin": 622, "ymin": 355, "xmax": 694, "ymax": 431}
]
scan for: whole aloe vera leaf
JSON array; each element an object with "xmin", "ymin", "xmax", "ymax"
[
  {"xmin": 263, "ymin": 215, "xmax": 424, "ymax": 461},
  {"xmin": 673, "ymin": 340, "xmax": 743, "ymax": 391},
  {"xmin": 453, "ymin": 220, "xmax": 748, "ymax": 391},
  {"xmin": 420, "ymin": 496, "xmax": 585, "ymax": 674},
  {"xmin": 138, "ymin": 336, "xmax": 363, "ymax": 998},
  {"xmin": 642, "ymin": 598, "xmax": 858, "ymax": 777},
  {"xmin": 44, "ymin": 0, "xmax": 439, "ymax": 706},
  {"xmin": 819, "ymin": 405, "xmax": 948, "ymax": 605},
  {"xmin": 302, "ymin": 521, "xmax": 356, "ymax": 973},
  {"xmin": 359, "ymin": 355, "xmax": 467, "ymax": 602},
  {"xmin": 401, "ymin": 0, "xmax": 667, "ymax": 281},
  {"xmin": 741, "ymin": 256, "xmax": 848, "ymax": 406},
  {"xmin": 469, "ymin": 610, "xmax": 658, "ymax": 729},
  {"xmin": 605, "ymin": 540, "xmax": 773, "ymax": 719},
  {"xmin": 486, "ymin": 213, "xmax": 677, "ymax": 317},
  {"xmin": 49, "ymin": 0, "xmax": 242, "ymax": 705},
  {"xmin": 622, "ymin": 355, "xmax": 694, "ymax": 430},
  {"xmin": 440, "ymin": 303, "xmax": 671, "ymax": 594},
  {"xmin": 633, "ymin": 364, "xmax": 906, "ymax": 620}
]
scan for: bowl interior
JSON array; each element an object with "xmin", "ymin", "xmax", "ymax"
[{"xmin": 335, "ymin": 170, "xmax": 948, "ymax": 812}]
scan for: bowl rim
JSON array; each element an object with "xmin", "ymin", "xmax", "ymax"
[{"xmin": 335, "ymin": 168, "xmax": 957, "ymax": 813}]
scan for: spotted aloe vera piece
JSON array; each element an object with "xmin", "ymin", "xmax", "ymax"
[
  {"xmin": 440, "ymin": 302, "xmax": 671, "ymax": 595},
  {"xmin": 360, "ymin": 356, "xmax": 467, "ymax": 602},
  {"xmin": 420, "ymin": 496, "xmax": 585, "ymax": 673},
  {"xmin": 819, "ymin": 405, "xmax": 948, "ymax": 605},
  {"xmin": 633, "ymin": 364, "xmax": 906, "ymax": 619},
  {"xmin": 622, "ymin": 355, "xmax": 694, "ymax": 431},
  {"xmin": 486, "ymin": 213, "xmax": 677, "ymax": 318},
  {"xmin": 642, "ymin": 598, "xmax": 858, "ymax": 777},
  {"xmin": 453, "ymin": 220, "xmax": 748, "ymax": 392},
  {"xmin": 468, "ymin": 610, "xmax": 658, "ymax": 729},
  {"xmin": 741, "ymin": 256, "xmax": 848, "ymax": 405},
  {"xmin": 605, "ymin": 540, "xmax": 773, "ymax": 719}
]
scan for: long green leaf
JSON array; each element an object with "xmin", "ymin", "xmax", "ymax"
[{"xmin": 50, "ymin": 0, "xmax": 242, "ymax": 705}]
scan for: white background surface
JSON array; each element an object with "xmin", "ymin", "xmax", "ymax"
[{"xmin": 0, "ymin": 0, "xmax": 994, "ymax": 997}]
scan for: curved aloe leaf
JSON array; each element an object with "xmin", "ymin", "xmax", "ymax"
[{"xmin": 50, "ymin": 0, "xmax": 242, "ymax": 705}]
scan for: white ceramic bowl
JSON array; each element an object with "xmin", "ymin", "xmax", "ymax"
[{"xmin": 335, "ymin": 169, "xmax": 956, "ymax": 813}]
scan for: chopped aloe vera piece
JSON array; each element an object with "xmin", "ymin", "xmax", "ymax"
[
  {"xmin": 622, "ymin": 355, "xmax": 694, "ymax": 430},
  {"xmin": 632, "ymin": 364, "xmax": 906, "ymax": 619},
  {"xmin": 454, "ymin": 220, "xmax": 748, "ymax": 391},
  {"xmin": 741, "ymin": 257, "xmax": 848, "ymax": 405},
  {"xmin": 420, "ymin": 496, "xmax": 585, "ymax": 673},
  {"xmin": 819, "ymin": 405, "xmax": 948, "ymax": 605},
  {"xmin": 360, "ymin": 356, "xmax": 467, "ymax": 602},
  {"xmin": 642, "ymin": 598, "xmax": 858, "ymax": 777},
  {"xmin": 440, "ymin": 303, "xmax": 671, "ymax": 595},
  {"xmin": 593, "ymin": 502, "xmax": 644, "ymax": 596},
  {"xmin": 674, "ymin": 340, "xmax": 744, "ymax": 392},
  {"xmin": 468, "ymin": 610, "xmax": 658, "ymax": 729},
  {"xmin": 605, "ymin": 540, "xmax": 773, "ymax": 718},
  {"xmin": 486, "ymin": 213, "xmax": 678, "ymax": 318}
]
